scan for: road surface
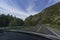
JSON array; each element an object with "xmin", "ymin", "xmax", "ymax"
[
  {"xmin": 0, "ymin": 31, "xmax": 50, "ymax": 40},
  {"xmin": 0, "ymin": 25, "xmax": 60, "ymax": 40},
  {"xmin": 21, "ymin": 25, "xmax": 60, "ymax": 38}
]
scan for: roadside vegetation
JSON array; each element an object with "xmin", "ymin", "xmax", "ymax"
[{"xmin": 0, "ymin": 14, "xmax": 24, "ymax": 27}]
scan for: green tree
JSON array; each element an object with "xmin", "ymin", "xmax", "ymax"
[
  {"xmin": 9, "ymin": 18, "xmax": 24, "ymax": 26},
  {"xmin": 0, "ymin": 14, "xmax": 24, "ymax": 27},
  {"xmin": 9, "ymin": 19, "xmax": 17, "ymax": 26}
]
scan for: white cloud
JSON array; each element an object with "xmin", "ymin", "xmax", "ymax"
[
  {"xmin": 26, "ymin": 0, "xmax": 38, "ymax": 15},
  {"xmin": 0, "ymin": 0, "xmax": 30, "ymax": 20}
]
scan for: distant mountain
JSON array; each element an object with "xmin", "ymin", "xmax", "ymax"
[{"xmin": 24, "ymin": 2, "xmax": 60, "ymax": 26}]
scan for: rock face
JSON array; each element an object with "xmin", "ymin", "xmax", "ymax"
[{"xmin": 24, "ymin": 2, "xmax": 60, "ymax": 26}]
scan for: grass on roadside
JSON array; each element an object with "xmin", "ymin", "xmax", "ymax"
[{"xmin": 48, "ymin": 24, "xmax": 60, "ymax": 30}]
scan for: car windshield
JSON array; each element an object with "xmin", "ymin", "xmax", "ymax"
[{"xmin": 0, "ymin": 0, "xmax": 60, "ymax": 40}]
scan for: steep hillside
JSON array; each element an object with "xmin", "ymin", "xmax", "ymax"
[{"xmin": 24, "ymin": 2, "xmax": 60, "ymax": 26}]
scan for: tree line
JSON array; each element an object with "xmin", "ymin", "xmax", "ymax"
[{"xmin": 0, "ymin": 14, "xmax": 24, "ymax": 27}]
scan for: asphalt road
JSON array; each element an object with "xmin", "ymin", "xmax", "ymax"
[
  {"xmin": 0, "ymin": 25, "xmax": 60, "ymax": 40},
  {"xmin": 21, "ymin": 25, "xmax": 60, "ymax": 38},
  {"xmin": 0, "ymin": 31, "xmax": 50, "ymax": 40},
  {"xmin": 46, "ymin": 27, "xmax": 60, "ymax": 38}
]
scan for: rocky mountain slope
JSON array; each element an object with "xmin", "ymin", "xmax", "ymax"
[{"xmin": 24, "ymin": 2, "xmax": 60, "ymax": 26}]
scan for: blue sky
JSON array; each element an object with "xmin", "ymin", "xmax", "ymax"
[{"xmin": 0, "ymin": 0, "xmax": 60, "ymax": 20}]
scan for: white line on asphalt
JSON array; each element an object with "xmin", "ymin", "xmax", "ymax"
[
  {"xmin": 46, "ymin": 27, "xmax": 60, "ymax": 38},
  {"xmin": 36, "ymin": 26, "xmax": 42, "ymax": 32}
]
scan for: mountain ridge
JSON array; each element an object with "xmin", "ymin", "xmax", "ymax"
[{"xmin": 24, "ymin": 2, "xmax": 60, "ymax": 26}]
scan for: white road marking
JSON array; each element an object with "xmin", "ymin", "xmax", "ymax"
[
  {"xmin": 46, "ymin": 27, "xmax": 60, "ymax": 38},
  {"xmin": 36, "ymin": 26, "xmax": 42, "ymax": 32}
]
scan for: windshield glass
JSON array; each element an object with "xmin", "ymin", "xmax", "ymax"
[{"xmin": 0, "ymin": 0, "xmax": 60, "ymax": 40}]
